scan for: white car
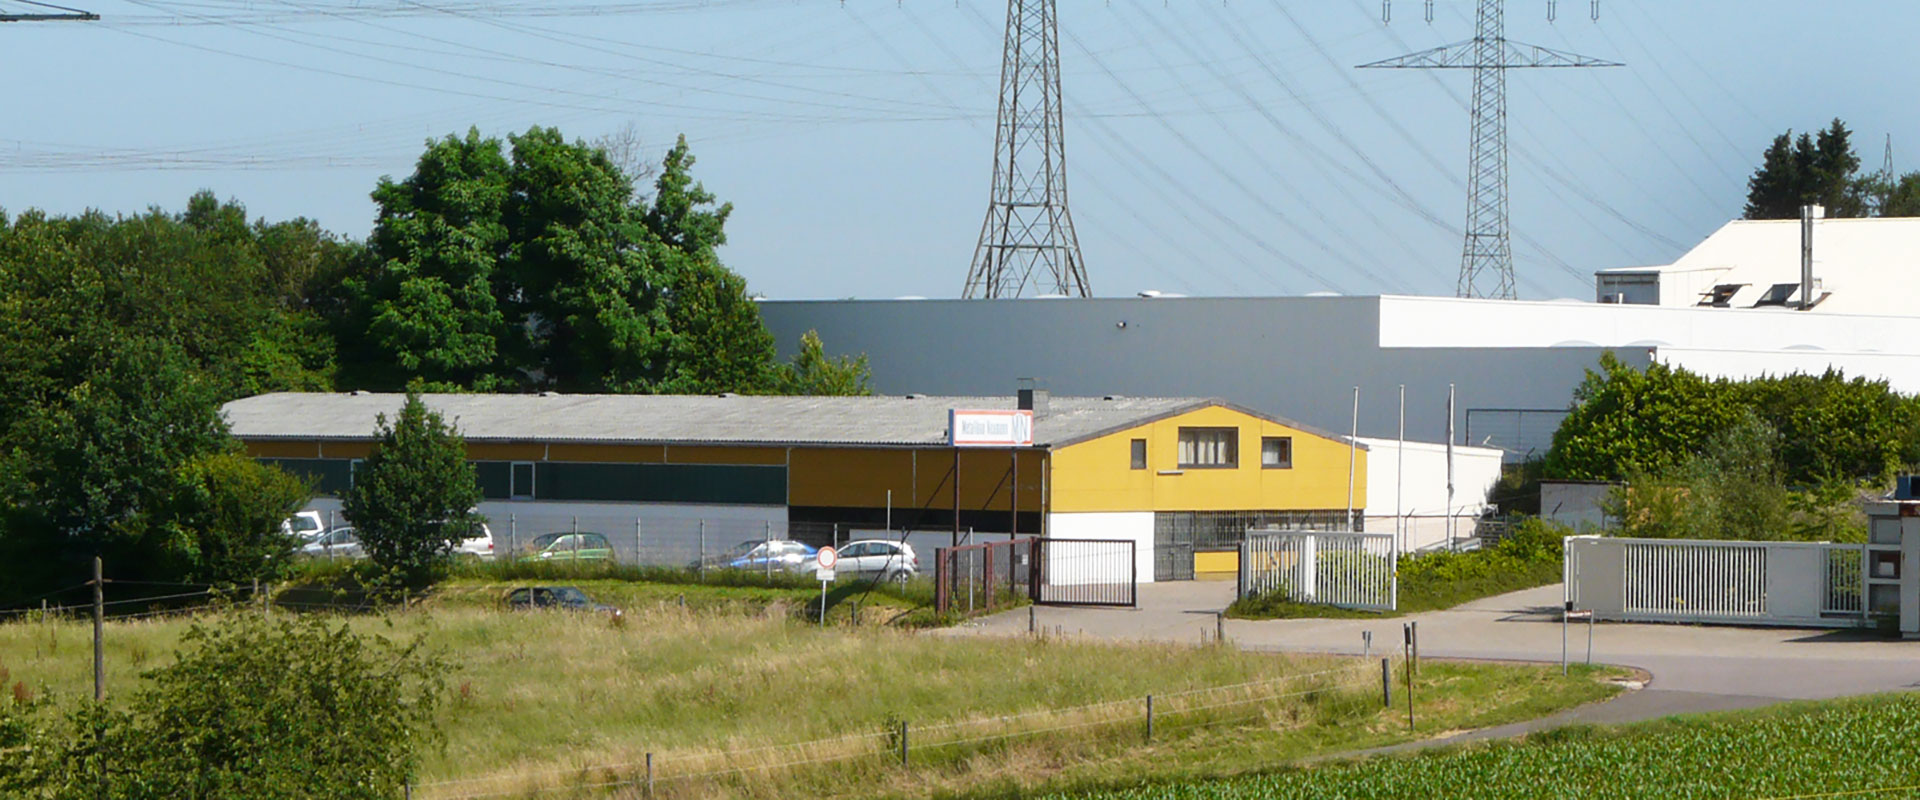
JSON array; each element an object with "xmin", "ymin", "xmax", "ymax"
[
  {"xmin": 822, "ymin": 540, "xmax": 919, "ymax": 584},
  {"xmin": 282, "ymin": 511, "xmax": 327, "ymax": 541},
  {"xmin": 454, "ymin": 522, "xmax": 495, "ymax": 560}
]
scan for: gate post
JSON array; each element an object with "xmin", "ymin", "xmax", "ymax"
[
  {"xmin": 1030, "ymin": 538, "xmax": 1043, "ymax": 602},
  {"xmin": 934, "ymin": 548, "xmax": 950, "ymax": 614}
]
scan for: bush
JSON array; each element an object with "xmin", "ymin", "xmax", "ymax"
[{"xmin": 6, "ymin": 611, "xmax": 445, "ymax": 799}]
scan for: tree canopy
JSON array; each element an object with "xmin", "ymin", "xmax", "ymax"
[
  {"xmin": 340, "ymin": 392, "xmax": 485, "ymax": 590},
  {"xmin": 1742, "ymin": 118, "xmax": 1920, "ymax": 220}
]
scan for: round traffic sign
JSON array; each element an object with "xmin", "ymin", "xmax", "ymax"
[{"xmin": 817, "ymin": 546, "xmax": 838, "ymax": 570}]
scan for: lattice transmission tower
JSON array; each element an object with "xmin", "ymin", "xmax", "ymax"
[
  {"xmin": 964, "ymin": 0, "xmax": 1090, "ymax": 299},
  {"xmin": 1361, "ymin": 0, "xmax": 1618, "ymax": 300}
]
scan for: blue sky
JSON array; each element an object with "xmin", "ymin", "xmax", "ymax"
[{"xmin": 3, "ymin": 0, "xmax": 1913, "ymax": 300}]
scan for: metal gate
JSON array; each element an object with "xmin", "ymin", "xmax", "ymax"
[
  {"xmin": 1237, "ymin": 530, "xmax": 1396, "ymax": 611},
  {"xmin": 1566, "ymin": 536, "xmax": 1877, "ymax": 627},
  {"xmin": 1154, "ymin": 542, "xmax": 1195, "ymax": 581},
  {"xmin": 933, "ymin": 538, "xmax": 1037, "ymax": 616},
  {"xmin": 1036, "ymin": 538, "xmax": 1137, "ymax": 607}
]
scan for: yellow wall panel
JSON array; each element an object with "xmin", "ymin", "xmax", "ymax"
[
  {"xmin": 1193, "ymin": 550, "xmax": 1239, "ymax": 576},
  {"xmin": 318, "ymin": 441, "xmax": 373, "ymax": 459},
  {"xmin": 1050, "ymin": 405, "xmax": 1367, "ymax": 514},
  {"xmin": 665, "ymin": 445, "xmax": 788, "ymax": 466},
  {"xmin": 245, "ymin": 440, "xmax": 320, "ymax": 458},
  {"xmin": 465, "ymin": 443, "xmax": 547, "ymax": 462},
  {"xmin": 544, "ymin": 444, "xmax": 665, "ymax": 463},
  {"xmin": 790, "ymin": 447, "xmax": 1044, "ymax": 511}
]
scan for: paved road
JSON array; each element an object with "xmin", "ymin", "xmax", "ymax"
[{"xmin": 943, "ymin": 580, "xmax": 1920, "ymax": 732}]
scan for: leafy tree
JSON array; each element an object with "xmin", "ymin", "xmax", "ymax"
[
  {"xmin": 0, "ymin": 338, "xmax": 310, "ymax": 602},
  {"xmin": 1544, "ymin": 352, "xmax": 1741, "ymax": 482},
  {"xmin": 1743, "ymin": 119, "xmax": 1868, "ymax": 220},
  {"xmin": 1871, "ymin": 171, "xmax": 1920, "ymax": 217},
  {"xmin": 1607, "ymin": 411, "xmax": 1863, "ymax": 543},
  {"xmin": 6, "ymin": 612, "xmax": 445, "ymax": 799},
  {"xmin": 344, "ymin": 129, "xmax": 513, "ymax": 391},
  {"xmin": 774, "ymin": 330, "xmax": 873, "ymax": 396},
  {"xmin": 334, "ymin": 127, "xmax": 864, "ymax": 396},
  {"xmin": 340, "ymin": 392, "xmax": 483, "ymax": 589}
]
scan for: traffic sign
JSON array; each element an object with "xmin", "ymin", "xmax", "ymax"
[{"xmin": 818, "ymin": 546, "xmax": 838, "ymax": 571}]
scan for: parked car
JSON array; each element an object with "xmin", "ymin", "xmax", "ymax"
[
  {"xmin": 282, "ymin": 511, "xmax": 327, "ymax": 541},
  {"xmin": 504, "ymin": 585, "xmax": 619, "ymax": 615},
  {"xmin": 709, "ymin": 539, "xmax": 817, "ymax": 572},
  {"xmin": 536, "ymin": 532, "xmax": 614, "ymax": 562},
  {"xmin": 453, "ymin": 521, "xmax": 495, "ymax": 560},
  {"xmin": 298, "ymin": 527, "xmax": 363, "ymax": 560},
  {"xmin": 819, "ymin": 539, "xmax": 918, "ymax": 583}
]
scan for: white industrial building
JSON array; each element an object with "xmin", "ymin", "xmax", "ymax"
[{"xmin": 759, "ymin": 218, "xmax": 1920, "ymax": 489}]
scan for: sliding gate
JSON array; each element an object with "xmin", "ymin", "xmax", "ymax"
[
  {"xmin": 1036, "ymin": 538, "xmax": 1137, "ymax": 607},
  {"xmin": 933, "ymin": 537, "xmax": 1137, "ymax": 612}
]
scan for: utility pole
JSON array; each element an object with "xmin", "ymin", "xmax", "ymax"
[
  {"xmin": 1361, "ymin": 0, "xmax": 1618, "ymax": 300},
  {"xmin": 964, "ymin": 0, "xmax": 1090, "ymax": 299}
]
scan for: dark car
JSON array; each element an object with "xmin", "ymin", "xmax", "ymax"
[{"xmin": 504, "ymin": 586, "xmax": 619, "ymax": 615}]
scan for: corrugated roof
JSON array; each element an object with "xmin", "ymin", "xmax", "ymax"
[{"xmin": 220, "ymin": 392, "xmax": 1247, "ymax": 448}]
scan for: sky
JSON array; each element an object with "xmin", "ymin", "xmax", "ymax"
[{"xmin": 2, "ymin": 0, "xmax": 1915, "ymax": 301}]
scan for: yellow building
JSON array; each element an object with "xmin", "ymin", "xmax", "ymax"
[{"xmin": 223, "ymin": 391, "xmax": 1365, "ymax": 581}]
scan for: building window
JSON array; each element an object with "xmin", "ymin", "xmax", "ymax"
[
  {"xmin": 510, "ymin": 461, "xmax": 536, "ymax": 499},
  {"xmin": 1261, "ymin": 437, "xmax": 1293, "ymax": 469},
  {"xmin": 1177, "ymin": 427, "xmax": 1237, "ymax": 468},
  {"xmin": 349, "ymin": 458, "xmax": 365, "ymax": 487},
  {"xmin": 1130, "ymin": 439, "xmax": 1147, "ymax": 470}
]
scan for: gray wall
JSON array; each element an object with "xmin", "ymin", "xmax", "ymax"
[{"xmin": 761, "ymin": 296, "xmax": 1645, "ymax": 461}]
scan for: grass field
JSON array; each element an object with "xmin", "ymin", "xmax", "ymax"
[
  {"xmin": 0, "ymin": 596, "xmax": 1625, "ymax": 799},
  {"xmin": 1026, "ymin": 693, "xmax": 1920, "ymax": 800}
]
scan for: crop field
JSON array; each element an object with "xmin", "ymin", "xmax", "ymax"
[
  {"xmin": 1034, "ymin": 693, "xmax": 1920, "ymax": 800},
  {"xmin": 0, "ymin": 591, "xmax": 1625, "ymax": 799}
]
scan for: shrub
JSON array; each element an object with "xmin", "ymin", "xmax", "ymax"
[{"xmin": 341, "ymin": 391, "xmax": 483, "ymax": 591}]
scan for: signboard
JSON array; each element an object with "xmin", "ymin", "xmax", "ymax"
[
  {"xmin": 948, "ymin": 409, "xmax": 1034, "ymax": 447},
  {"xmin": 816, "ymin": 547, "xmax": 837, "ymax": 582}
]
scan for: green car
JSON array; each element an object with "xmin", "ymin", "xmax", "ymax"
[{"xmin": 535, "ymin": 532, "xmax": 614, "ymax": 562}]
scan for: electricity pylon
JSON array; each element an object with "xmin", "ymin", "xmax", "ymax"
[
  {"xmin": 964, "ymin": 0, "xmax": 1090, "ymax": 299},
  {"xmin": 1361, "ymin": 0, "xmax": 1618, "ymax": 300},
  {"xmin": 1, "ymin": 1, "xmax": 96, "ymax": 23}
]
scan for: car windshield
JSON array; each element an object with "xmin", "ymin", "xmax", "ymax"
[
  {"xmin": 729, "ymin": 541, "xmax": 764, "ymax": 557},
  {"xmin": 289, "ymin": 516, "xmax": 321, "ymax": 534},
  {"xmin": 553, "ymin": 588, "xmax": 589, "ymax": 605}
]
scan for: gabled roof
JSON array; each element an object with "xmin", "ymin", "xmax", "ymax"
[
  {"xmin": 221, "ymin": 392, "xmax": 1363, "ymax": 450},
  {"xmin": 1596, "ymin": 217, "xmax": 1920, "ymax": 314}
]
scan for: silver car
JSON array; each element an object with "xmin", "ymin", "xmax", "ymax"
[
  {"xmin": 824, "ymin": 539, "xmax": 918, "ymax": 584},
  {"xmin": 299, "ymin": 527, "xmax": 363, "ymax": 560}
]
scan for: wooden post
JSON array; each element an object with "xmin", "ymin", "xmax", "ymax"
[
  {"xmin": 1381, "ymin": 658, "xmax": 1391, "ymax": 707},
  {"xmin": 92, "ymin": 557, "xmax": 104, "ymax": 702},
  {"xmin": 899, "ymin": 720, "xmax": 909, "ymax": 768},
  {"xmin": 1145, "ymin": 695, "xmax": 1154, "ymax": 743},
  {"xmin": 1404, "ymin": 624, "xmax": 1415, "ymax": 731},
  {"xmin": 645, "ymin": 752, "xmax": 654, "ymax": 797}
]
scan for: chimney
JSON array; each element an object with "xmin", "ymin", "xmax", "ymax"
[
  {"xmin": 1018, "ymin": 388, "xmax": 1049, "ymax": 418},
  {"xmin": 1800, "ymin": 203, "xmax": 1823, "ymax": 310}
]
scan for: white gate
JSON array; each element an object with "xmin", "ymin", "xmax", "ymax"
[
  {"xmin": 1238, "ymin": 530, "xmax": 1396, "ymax": 611},
  {"xmin": 1567, "ymin": 536, "xmax": 1870, "ymax": 628}
]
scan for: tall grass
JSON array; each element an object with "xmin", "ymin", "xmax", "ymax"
[{"xmin": 0, "ymin": 601, "xmax": 1621, "ymax": 799}]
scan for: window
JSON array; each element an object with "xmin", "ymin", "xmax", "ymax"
[
  {"xmin": 1754, "ymin": 282, "xmax": 1800, "ymax": 307},
  {"xmin": 1261, "ymin": 437, "xmax": 1293, "ymax": 469},
  {"xmin": 1177, "ymin": 427, "xmax": 1238, "ymax": 468},
  {"xmin": 349, "ymin": 458, "xmax": 365, "ymax": 487},
  {"xmin": 1130, "ymin": 439, "xmax": 1147, "ymax": 470},
  {"xmin": 510, "ymin": 461, "xmax": 535, "ymax": 499}
]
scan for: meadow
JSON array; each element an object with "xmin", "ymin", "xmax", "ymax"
[{"xmin": 0, "ymin": 588, "xmax": 1625, "ymax": 799}]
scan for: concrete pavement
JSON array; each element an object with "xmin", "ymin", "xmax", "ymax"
[{"xmin": 941, "ymin": 580, "xmax": 1920, "ymax": 729}]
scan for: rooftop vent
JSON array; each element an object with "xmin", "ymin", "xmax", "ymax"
[
  {"xmin": 1018, "ymin": 388, "xmax": 1049, "ymax": 417},
  {"xmin": 1754, "ymin": 283, "xmax": 1801, "ymax": 307}
]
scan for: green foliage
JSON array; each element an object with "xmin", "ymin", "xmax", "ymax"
[
  {"xmin": 338, "ymin": 127, "xmax": 845, "ymax": 396},
  {"xmin": 773, "ymin": 329, "xmax": 874, "ymax": 396},
  {"xmin": 4, "ymin": 612, "xmax": 444, "ymax": 799},
  {"xmin": 340, "ymin": 392, "xmax": 483, "ymax": 590},
  {"xmin": 1547, "ymin": 354, "xmax": 1920, "ymax": 486},
  {"xmin": 1743, "ymin": 119, "xmax": 1869, "ymax": 219},
  {"xmin": 1036, "ymin": 694, "xmax": 1920, "ymax": 800},
  {"xmin": 0, "ymin": 339, "xmax": 311, "ymax": 603}
]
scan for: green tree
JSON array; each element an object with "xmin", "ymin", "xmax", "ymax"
[
  {"xmin": 6, "ymin": 612, "xmax": 445, "ymax": 799},
  {"xmin": 0, "ymin": 338, "xmax": 310, "ymax": 602},
  {"xmin": 1743, "ymin": 119, "xmax": 1868, "ymax": 220},
  {"xmin": 1544, "ymin": 352, "xmax": 1741, "ymax": 481},
  {"xmin": 344, "ymin": 129, "xmax": 514, "ymax": 391},
  {"xmin": 774, "ymin": 330, "xmax": 873, "ymax": 396},
  {"xmin": 340, "ymin": 392, "xmax": 483, "ymax": 589}
]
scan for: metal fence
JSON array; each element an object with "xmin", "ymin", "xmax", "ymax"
[
  {"xmin": 1035, "ymin": 539, "xmax": 1137, "ymax": 607},
  {"xmin": 1237, "ymin": 530, "xmax": 1396, "ymax": 611},
  {"xmin": 933, "ymin": 538, "xmax": 1037, "ymax": 615},
  {"xmin": 1566, "ymin": 535, "xmax": 1876, "ymax": 628}
]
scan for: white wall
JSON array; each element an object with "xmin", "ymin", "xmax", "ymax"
[
  {"xmin": 1045, "ymin": 512, "xmax": 1155, "ymax": 584},
  {"xmin": 1355, "ymin": 437, "xmax": 1503, "ymax": 552}
]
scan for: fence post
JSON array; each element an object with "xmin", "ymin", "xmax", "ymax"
[
  {"xmin": 934, "ymin": 548, "xmax": 949, "ymax": 615},
  {"xmin": 1381, "ymin": 658, "xmax": 1391, "ymax": 707},
  {"xmin": 635, "ymin": 517, "xmax": 642, "ymax": 567},
  {"xmin": 764, "ymin": 521, "xmax": 772, "ymax": 584},
  {"xmin": 899, "ymin": 719, "xmax": 909, "ymax": 768},
  {"xmin": 1215, "ymin": 612, "xmax": 1225, "ymax": 647},
  {"xmin": 1363, "ymin": 630, "xmax": 1371, "ymax": 659},
  {"xmin": 699, "ymin": 520, "xmax": 707, "ymax": 581},
  {"xmin": 1028, "ymin": 604, "xmax": 1036, "ymax": 636},
  {"xmin": 93, "ymin": 556, "xmax": 104, "ymax": 703},
  {"xmin": 1562, "ymin": 600, "xmax": 1570, "ymax": 675},
  {"xmin": 1409, "ymin": 620, "xmax": 1418, "ymax": 676},
  {"xmin": 1403, "ymin": 624, "xmax": 1415, "ymax": 731},
  {"xmin": 404, "ymin": 783, "xmax": 412, "ymax": 800},
  {"xmin": 645, "ymin": 752, "xmax": 654, "ymax": 797},
  {"xmin": 509, "ymin": 513, "xmax": 516, "ymax": 563},
  {"xmin": 1145, "ymin": 694, "xmax": 1154, "ymax": 743}
]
